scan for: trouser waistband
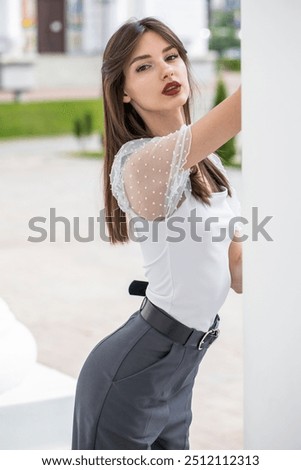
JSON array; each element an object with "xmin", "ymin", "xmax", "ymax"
[{"xmin": 139, "ymin": 297, "xmax": 220, "ymax": 351}]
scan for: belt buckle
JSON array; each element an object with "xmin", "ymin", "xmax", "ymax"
[{"xmin": 198, "ymin": 328, "xmax": 220, "ymax": 350}]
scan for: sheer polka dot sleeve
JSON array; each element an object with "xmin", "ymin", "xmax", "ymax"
[
  {"xmin": 110, "ymin": 124, "xmax": 192, "ymax": 220},
  {"xmin": 208, "ymin": 153, "xmax": 243, "ymax": 236}
]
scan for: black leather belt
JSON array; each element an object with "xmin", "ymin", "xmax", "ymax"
[{"xmin": 139, "ymin": 296, "xmax": 220, "ymax": 351}]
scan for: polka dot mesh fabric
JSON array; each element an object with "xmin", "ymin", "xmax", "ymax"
[
  {"xmin": 110, "ymin": 124, "xmax": 243, "ymax": 234},
  {"xmin": 110, "ymin": 124, "xmax": 192, "ymax": 220}
]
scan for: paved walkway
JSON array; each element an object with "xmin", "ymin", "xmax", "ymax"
[{"xmin": 0, "ymin": 134, "xmax": 243, "ymax": 449}]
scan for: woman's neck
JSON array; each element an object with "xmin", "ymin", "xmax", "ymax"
[{"xmin": 142, "ymin": 109, "xmax": 185, "ymax": 137}]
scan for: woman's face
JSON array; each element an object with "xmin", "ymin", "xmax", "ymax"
[{"xmin": 123, "ymin": 31, "xmax": 190, "ymax": 122}]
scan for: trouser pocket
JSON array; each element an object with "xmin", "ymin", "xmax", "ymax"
[{"xmin": 112, "ymin": 326, "xmax": 175, "ymax": 383}]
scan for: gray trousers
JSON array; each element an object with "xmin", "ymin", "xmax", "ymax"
[{"xmin": 72, "ymin": 309, "xmax": 217, "ymax": 450}]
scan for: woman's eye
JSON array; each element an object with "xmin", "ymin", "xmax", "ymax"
[
  {"xmin": 166, "ymin": 53, "xmax": 179, "ymax": 61},
  {"xmin": 136, "ymin": 64, "xmax": 150, "ymax": 73}
]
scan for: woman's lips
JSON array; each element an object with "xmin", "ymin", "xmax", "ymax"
[{"xmin": 162, "ymin": 81, "xmax": 181, "ymax": 96}]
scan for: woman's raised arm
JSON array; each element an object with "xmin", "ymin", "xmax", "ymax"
[{"xmin": 183, "ymin": 86, "xmax": 241, "ymax": 170}]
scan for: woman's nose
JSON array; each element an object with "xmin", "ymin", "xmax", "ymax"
[{"xmin": 161, "ymin": 63, "xmax": 174, "ymax": 80}]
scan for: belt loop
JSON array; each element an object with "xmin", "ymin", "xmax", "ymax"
[{"xmin": 140, "ymin": 296, "xmax": 147, "ymax": 312}]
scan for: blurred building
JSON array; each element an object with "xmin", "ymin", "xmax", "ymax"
[
  {"xmin": 0, "ymin": 0, "xmax": 211, "ymax": 57},
  {"xmin": 0, "ymin": 0, "xmax": 216, "ymax": 95}
]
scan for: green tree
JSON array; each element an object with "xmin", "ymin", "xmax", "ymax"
[
  {"xmin": 209, "ymin": 10, "xmax": 240, "ymax": 57},
  {"xmin": 212, "ymin": 78, "xmax": 236, "ymax": 165},
  {"xmin": 82, "ymin": 112, "xmax": 93, "ymax": 136},
  {"xmin": 73, "ymin": 118, "xmax": 83, "ymax": 139},
  {"xmin": 73, "ymin": 112, "xmax": 93, "ymax": 139},
  {"xmin": 73, "ymin": 112, "xmax": 94, "ymax": 151}
]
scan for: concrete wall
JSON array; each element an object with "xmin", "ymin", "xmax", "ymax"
[{"xmin": 242, "ymin": 0, "xmax": 301, "ymax": 449}]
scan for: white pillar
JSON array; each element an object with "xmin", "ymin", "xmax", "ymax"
[
  {"xmin": 127, "ymin": 0, "xmax": 146, "ymax": 19},
  {"xmin": 0, "ymin": 0, "xmax": 23, "ymax": 56},
  {"xmin": 82, "ymin": 0, "xmax": 102, "ymax": 53},
  {"xmin": 82, "ymin": 0, "xmax": 118, "ymax": 53},
  {"xmin": 100, "ymin": 0, "xmax": 119, "ymax": 52},
  {"xmin": 242, "ymin": 0, "xmax": 301, "ymax": 449},
  {"xmin": 144, "ymin": 0, "xmax": 209, "ymax": 56},
  {"xmin": 112, "ymin": 1, "xmax": 209, "ymax": 57}
]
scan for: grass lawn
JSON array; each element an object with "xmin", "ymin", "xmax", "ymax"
[
  {"xmin": 69, "ymin": 150, "xmax": 103, "ymax": 159},
  {"xmin": 0, "ymin": 98, "xmax": 241, "ymax": 168},
  {"xmin": 0, "ymin": 99, "xmax": 103, "ymax": 139}
]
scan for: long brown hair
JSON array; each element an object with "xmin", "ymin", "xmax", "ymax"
[{"xmin": 102, "ymin": 17, "xmax": 232, "ymax": 244}]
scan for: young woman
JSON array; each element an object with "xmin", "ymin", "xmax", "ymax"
[{"xmin": 72, "ymin": 17, "xmax": 242, "ymax": 450}]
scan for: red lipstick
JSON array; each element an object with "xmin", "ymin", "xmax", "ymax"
[{"xmin": 162, "ymin": 81, "xmax": 181, "ymax": 96}]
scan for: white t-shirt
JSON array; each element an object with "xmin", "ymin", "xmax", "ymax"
[{"xmin": 110, "ymin": 124, "xmax": 242, "ymax": 331}]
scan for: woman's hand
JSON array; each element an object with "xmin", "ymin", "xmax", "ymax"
[{"xmin": 229, "ymin": 232, "xmax": 243, "ymax": 294}]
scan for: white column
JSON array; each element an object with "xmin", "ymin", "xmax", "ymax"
[
  {"xmin": 127, "ymin": 0, "xmax": 146, "ymax": 19},
  {"xmin": 82, "ymin": 0, "xmax": 102, "ymax": 53},
  {"xmin": 100, "ymin": 0, "xmax": 119, "ymax": 51},
  {"xmin": 82, "ymin": 0, "xmax": 119, "ymax": 53},
  {"xmin": 0, "ymin": 0, "xmax": 23, "ymax": 56},
  {"xmin": 111, "ymin": 1, "xmax": 209, "ymax": 56},
  {"xmin": 144, "ymin": 0, "xmax": 208, "ymax": 56},
  {"xmin": 241, "ymin": 0, "xmax": 301, "ymax": 449}
]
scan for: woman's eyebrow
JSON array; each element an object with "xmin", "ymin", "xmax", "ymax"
[{"xmin": 129, "ymin": 45, "xmax": 175, "ymax": 66}]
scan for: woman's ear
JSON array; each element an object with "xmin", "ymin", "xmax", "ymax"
[{"xmin": 123, "ymin": 92, "xmax": 131, "ymax": 103}]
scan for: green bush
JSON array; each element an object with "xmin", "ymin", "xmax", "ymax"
[
  {"xmin": 0, "ymin": 99, "xmax": 103, "ymax": 139},
  {"xmin": 212, "ymin": 78, "xmax": 237, "ymax": 166}
]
